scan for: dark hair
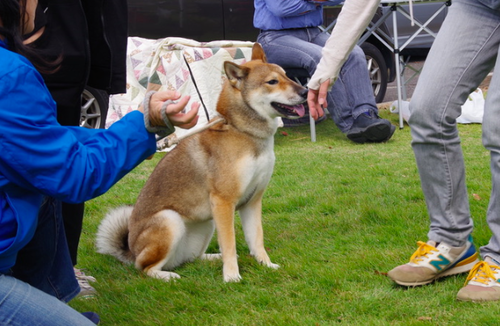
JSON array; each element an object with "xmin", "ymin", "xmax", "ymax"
[{"xmin": 0, "ymin": 0, "xmax": 57, "ymax": 73}]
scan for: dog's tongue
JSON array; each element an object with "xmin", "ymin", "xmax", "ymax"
[{"xmin": 293, "ymin": 104, "xmax": 306, "ymax": 117}]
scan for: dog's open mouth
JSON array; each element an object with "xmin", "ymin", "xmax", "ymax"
[{"xmin": 272, "ymin": 102, "xmax": 306, "ymax": 118}]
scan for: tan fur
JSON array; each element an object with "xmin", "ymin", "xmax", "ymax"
[{"xmin": 96, "ymin": 43, "xmax": 307, "ymax": 282}]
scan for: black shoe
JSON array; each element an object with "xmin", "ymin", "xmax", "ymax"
[
  {"xmin": 81, "ymin": 312, "xmax": 100, "ymax": 325},
  {"xmin": 347, "ymin": 111, "xmax": 395, "ymax": 144}
]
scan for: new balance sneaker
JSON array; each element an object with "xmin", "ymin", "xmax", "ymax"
[
  {"xmin": 75, "ymin": 268, "xmax": 97, "ymax": 298},
  {"xmin": 387, "ymin": 238, "xmax": 479, "ymax": 286},
  {"xmin": 346, "ymin": 111, "xmax": 395, "ymax": 143},
  {"xmin": 456, "ymin": 259, "xmax": 500, "ymax": 301}
]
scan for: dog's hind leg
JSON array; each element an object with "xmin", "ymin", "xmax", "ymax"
[
  {"xmin": 195, "ymin": 222, "xmax": 222, "ymax": 259},
  {"xmin": 182, "ymin": 219, "xmax": 217, "ymax": 261},
  {"xmin": 239, "ymin": 192, "xmax": 279, "ymax": 270},
  {"xmin": 199, "ymin": 221, "xmax": 230, "ymax": 261},
  {"xmin": 133, "ymin": 210, "xmax": 186, "ymax": 281},
  {"xmin": 210, "ymin": 195, "xmax": 241, "ymax": 282},
  {"xmin": 201, "ymin": 253, "xmax": 222, "ymax": 260}
]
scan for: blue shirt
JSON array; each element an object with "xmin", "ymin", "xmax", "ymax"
[
  {"xmin": 253, "ymin": 0, "xmax": 343, "ymax": 31},
  {"xmin": 0, "ymin": 39, "xmax": 157, "ymax": 272}
]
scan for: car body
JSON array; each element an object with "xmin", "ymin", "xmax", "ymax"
[
  {"xmin": 128, "ymin": 0, "xmax": 256, "ymax": 42},
  {"xmin": 127, "ymin": 0, "xmax": 448, "ymax": 103}
]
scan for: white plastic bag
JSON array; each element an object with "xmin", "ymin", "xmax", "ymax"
[
  {"xmin": 389, "ymin": 88, "xmax": 484, "ymax": 124},
  {"xmin": 457, "ymin": 88, "xmax": 484, "ymax": 124},
  {"xmin": 390, "ymin": 100, "xmax": 410, "ymax": 123}
]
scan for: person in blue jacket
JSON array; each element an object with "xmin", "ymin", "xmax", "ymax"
[
  {"xmin": 22, "ymin": 0, "xmax": 132, "ymax": 299},
  {"xmin": 254, "ymin": 0, "xmax": 395, "ymax": 143},
  {"xmin": 0, "ymin": 0, "xmax": 199, "ymax": 324}
]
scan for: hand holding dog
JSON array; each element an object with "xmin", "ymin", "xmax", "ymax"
[
  {"xmin": 307, "ymin": 79, "xmax": 329, "ymax": 120},
  {"xmin": 141, "ymin": 90, "xmax": 200, "ymax": 129}
]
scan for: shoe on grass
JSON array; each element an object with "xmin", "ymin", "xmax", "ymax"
[
  {"xmin": 457, "ymin": 259, "xmax": 500, "ymax": 302},
  {"xmin": 81, "ymin": 312, "xmax": 100, "ymax": 325},
  {"xmin": 75, "ymin": 268, "xmax": 97, "ymax": 298},
  {"xmin": 346, "ymin": 111, "xmax": 395, "ymax": 143},
  {"xmin": 387, "ymin": 238, "xmax": 479, "ymax": 286}
]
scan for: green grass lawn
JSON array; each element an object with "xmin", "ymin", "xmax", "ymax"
[{"xmin": 71, "ymin": 110, "xmax": 496, "ymax": 325}]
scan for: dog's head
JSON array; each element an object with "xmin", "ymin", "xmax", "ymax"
[{"xmin": 223, "ymin": 43, "xmax": 307, "ymax": 121}]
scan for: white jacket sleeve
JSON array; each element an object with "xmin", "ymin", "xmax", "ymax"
[{"xmin": 307, "ymin": 0, "xmax": 381, "ymax": 90}]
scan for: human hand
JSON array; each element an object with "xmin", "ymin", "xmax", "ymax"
[
  {"xmin": 307, "ymin": 79, "xmax": 329, "ymax": 120},
  {"xmin": 146, "ymin": 91, "xmax": 200, "ymax": 130},
  {"xmin": 140, "ymin": 90, "xmax": 200, "ymax": 159}
]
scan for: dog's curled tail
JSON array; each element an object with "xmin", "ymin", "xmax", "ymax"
[{"xmin": 96, "ymin": 205, "xmax": 135, "ymax": 263}]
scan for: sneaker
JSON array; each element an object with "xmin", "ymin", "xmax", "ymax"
[
  {"xmin": 387, "ymin": 238, "xmax": 479, "ymax": 286},
  {"xmin": 456, "ymin": 260, "xmax": 500, "ymax": 302},
  {"xmin": 346, "ymin": 111, "xmax": 395, "ymax": 143},
  {"xmin": 81, "ymin": 312, "xmax": 100, "ymax": 325},
  {"xmin": 75, "ymin": 268, "xmax": 97, "ymax": 298}
]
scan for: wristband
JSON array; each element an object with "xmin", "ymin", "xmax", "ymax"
[{"xmin": 143, "ymin": 91, "xmax": 176, "ymax": 138}]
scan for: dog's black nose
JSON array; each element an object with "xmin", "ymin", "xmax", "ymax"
[{"xmin": 299, "ymin": 88, "xmax": 308, "ymax": 99}]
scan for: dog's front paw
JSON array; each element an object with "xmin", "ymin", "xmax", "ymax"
[
  {"xmin": 264, "ymin": 262, "xmax": 280, "ymax": 270},
  {"xmin": 201, "ymin": 253, "xmax": 223, "ymax": 261},
  {"xmin": 222, "ymin": 260, "xmax": 241, "ymax": 282},
  {"xmin": 223, "ymin": 273, "xmax": 242, "ymax": 283},
  {"xmin": 148, "ymin": 270, "xmax": 181, "ymax": 282},
  {"xmin": 254, "ymin": 255, "xmax": 280, "ymax": 269}
]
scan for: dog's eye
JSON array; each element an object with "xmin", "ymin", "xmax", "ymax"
[{"xmin": 267, "ymin": 79, "xmax": 278, "ymax": 85}]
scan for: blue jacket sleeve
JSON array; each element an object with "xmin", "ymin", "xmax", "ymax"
[{"xmin": 0, "ymin": 61, "xmax": 157, "ymax": 203}]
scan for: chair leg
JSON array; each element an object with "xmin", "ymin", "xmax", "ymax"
[
  {"xmin": 309, "ymin": 114, "xmax": 316, "ymax": 142},
  {"xmin": 292, "ymin": 76, "xmax": 316, "ymax": 142}
]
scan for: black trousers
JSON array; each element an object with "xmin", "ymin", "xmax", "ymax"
[
  {"xmin": 33, "ymin": 0, "xmax": 90, "ymax": 266},
  {"xmin": 31, "ymin": 0, "xmax": 128, "ymax": 265}
]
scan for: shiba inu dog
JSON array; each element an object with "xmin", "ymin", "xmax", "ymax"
[{"xmin": 96, "ymin": 43, "xmax": 307, "ymax": 282}]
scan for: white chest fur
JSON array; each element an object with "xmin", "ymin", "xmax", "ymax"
[{"xmin": 237, "ymin": 140, "xmax": 275, "ymax": 204}]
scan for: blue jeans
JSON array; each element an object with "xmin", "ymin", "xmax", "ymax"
[
  {"xmin": 0, "ymin": 197, "xmax": 88, "ymax": 325},
  {"xmin": 0, "ymin": 274, "xmax": 95, "ymax": 326},
  {"xmin": 257, "ymin": 27, "xmax": 378, "ymax": 133},
  {"xmin": 409, "ymin": 0, "xmax": 500, "ymax": 261}
]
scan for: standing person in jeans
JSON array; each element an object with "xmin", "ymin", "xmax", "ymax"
[
  {"xmin": 0, "ymin": 0, "xmax": 199, "ymax": 323},
  {"xmin": 22, "ymin": 0, "xmax": 129, "ymax": 297},
  {"xmin": 387, "ymin": 0, "xmax": 500, "ymax": 302},
  {"xmin": 308, "ymin": 0, "xmax": 500, "ymax": 302},
  {"xmin": 254, "ymin": 0, "xmax": 395, "ymax": 144}
]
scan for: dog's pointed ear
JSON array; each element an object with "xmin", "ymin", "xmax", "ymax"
[
  {"xmin": 224, "ymin": 61, "xmax": 249, "ymax": 90},
  {"xmin": 251, "ymin": 43, "xmax": 267, "ymax": 63}
]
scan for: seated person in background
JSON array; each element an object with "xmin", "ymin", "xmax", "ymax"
[{"xmin": 253, "ymin": 0, "xmax": 395, "ymax": 143}]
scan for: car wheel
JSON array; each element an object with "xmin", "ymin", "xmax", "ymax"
[
  {"xmin": 361, "ymin": 42, "xmax": 388, "ymax": 103},
  {"xmin": 81, "ymin": 86, "xmax": 109, "ymax": 129}
]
